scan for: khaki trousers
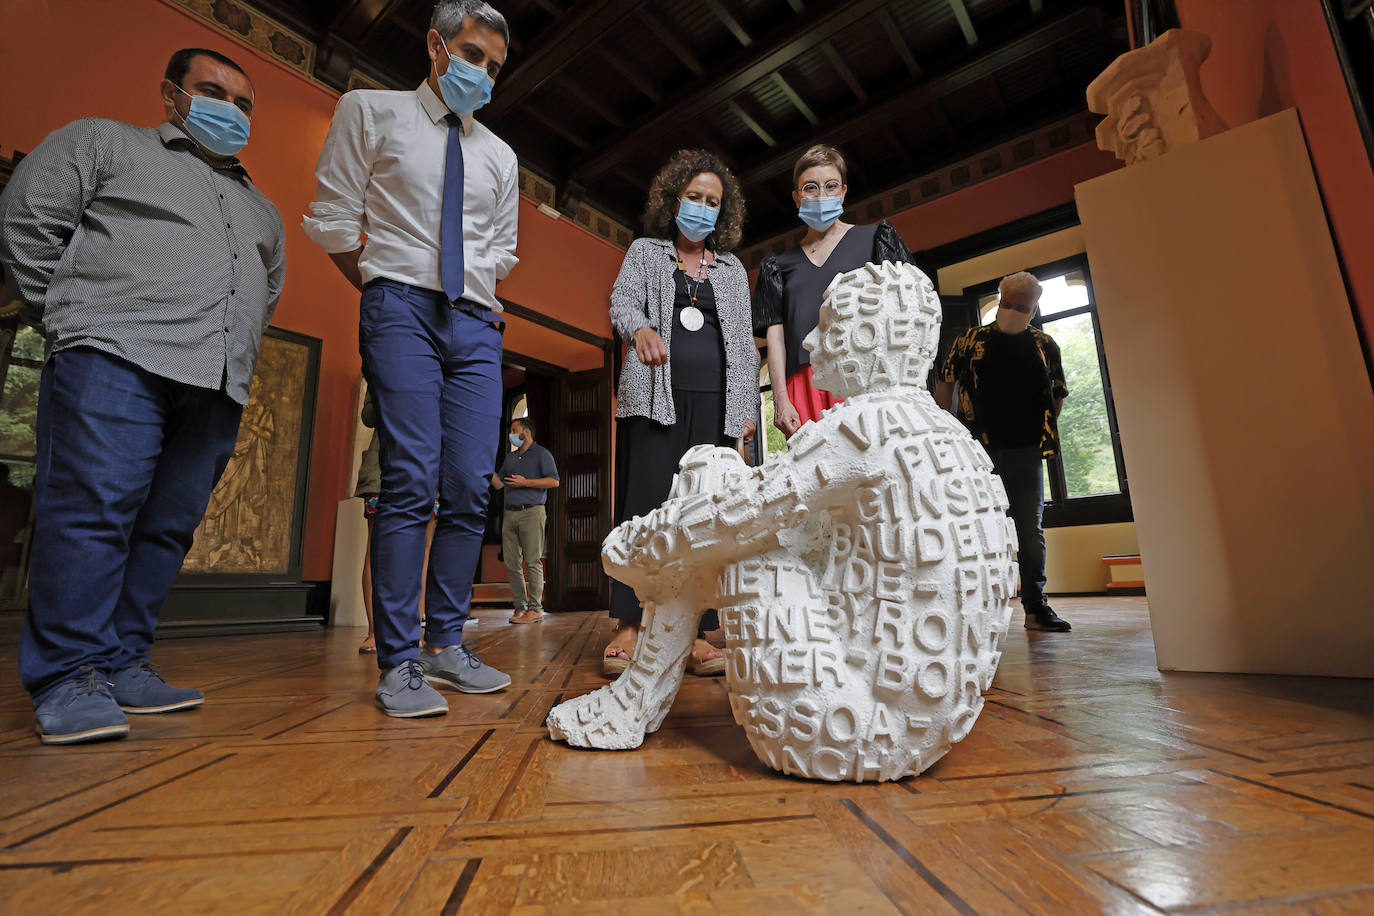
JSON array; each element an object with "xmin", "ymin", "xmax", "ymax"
[{"xmin": 502, "ymin": 505, "xmax": 546, "ymax": 612}]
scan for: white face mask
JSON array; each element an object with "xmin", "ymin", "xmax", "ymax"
[{"xmin": 995, "ymin": 303, "xmax": 1035, "ymax": 334}]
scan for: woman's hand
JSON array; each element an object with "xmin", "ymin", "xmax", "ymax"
[
  {"xmin": 632, "ymin": 326, "xmax": 668, "ymax": 366},
  {"xmin": 742, "ymin": 419, "xmax": 756, "ymax": 443},
  {"xmin": 773, "ymin": 397, "xmax": 801, "ymax": 438}
]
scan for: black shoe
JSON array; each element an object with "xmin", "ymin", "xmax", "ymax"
[{"xmin": 1024, "ymin": 606, "xmax": 1072, "ymax": 632}]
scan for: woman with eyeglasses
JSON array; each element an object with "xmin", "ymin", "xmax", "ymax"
[
  {"xmin": 753, "ymin": 144, "xmax": 914, "ymax": 438},
  {"xmin": 603, "ymin": 149, "xmax": 759, "ymax": 678}
]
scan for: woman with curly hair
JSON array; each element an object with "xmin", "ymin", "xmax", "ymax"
[
  {"xmin": 603, "ymin": 149, "xmax": 758, "ymax": 678},
  {"xmin": 753, "ymin": 144, "xmax": 914, "ymax": 438}
]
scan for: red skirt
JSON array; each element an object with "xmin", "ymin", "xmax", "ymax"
[{"xmin": 785, "ymin": 365, "xmax": 842, "ymax": 436}]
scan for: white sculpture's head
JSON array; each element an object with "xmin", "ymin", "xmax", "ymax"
[{"xmin": 803, "ymin": 261, "xmax": 942, "ymax": 399}]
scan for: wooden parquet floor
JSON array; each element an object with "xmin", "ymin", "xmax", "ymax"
[{"xmin": 1, "ymin": 598, "xmax": 1372, "ymax": 914}]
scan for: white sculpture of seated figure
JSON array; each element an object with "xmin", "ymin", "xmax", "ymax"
[{"xmin": 547, "ymin": 262, "xmax": 1017, "ymax": 782}]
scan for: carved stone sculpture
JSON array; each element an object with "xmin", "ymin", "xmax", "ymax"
[
  {"xmin": 547, "ymin": 262, "xmax": 1017, "ymax": 782},
  {"xmin": 1087, "ymin": 29, "xmax": 1227, "ymax": 166}
]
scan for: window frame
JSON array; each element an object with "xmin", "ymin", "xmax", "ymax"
[
  {"xmin": 756, "ymin": 349, "xmax": 782, "ymax": 464},
  {"xmin": 961, "ymin": 254, "xmax": 1133, "ymax": 528}
]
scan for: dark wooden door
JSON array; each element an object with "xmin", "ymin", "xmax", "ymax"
[{"xmin": 555, "ymin": 358, "xmax": 613, "ymax": 611}]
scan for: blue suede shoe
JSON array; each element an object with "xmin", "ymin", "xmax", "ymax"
[
  {"xmin": 376, "ymin": 660, "xmax": 449, "ymax": 718},
  {"xmin": 109, "ymin": 661, "xmax": 204, "ymax": 713},
  {"xmin": 34, "ymin": 667, "xmax": 130, "ymax": 745},
  {"xmin": 420, "ymin": 644, "xmax": 511, "ymax": 694}
]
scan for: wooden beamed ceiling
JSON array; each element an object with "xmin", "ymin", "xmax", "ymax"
[{"xmin": 245, "ymin": 0, "xmax": 1127, "ymax": 246}]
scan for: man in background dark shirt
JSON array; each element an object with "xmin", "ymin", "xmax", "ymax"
[
  {"xmin": 0, "ymin": 48, "xmax": 285, "ymax": 743},
  {"xmin": 490, "ymin": 417, "xmax": 558, "ymax": 623},
  {"xmin": 936, "ymin": 272, "xmax": 1072, "ymax": 633}
]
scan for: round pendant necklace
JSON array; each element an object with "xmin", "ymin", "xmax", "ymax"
[{"xmin": 676, "ymin": 247, "xmax": 708, "ymax": 332}]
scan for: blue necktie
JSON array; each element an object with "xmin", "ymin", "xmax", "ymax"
[{"xmin": 440, "ymin": 117, "xmax": 465, "ymax": 302}]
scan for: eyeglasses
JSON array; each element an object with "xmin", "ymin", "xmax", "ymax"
[{"xmin": 798, "ymin": 180, "xmax": 843, "ymax": 197}]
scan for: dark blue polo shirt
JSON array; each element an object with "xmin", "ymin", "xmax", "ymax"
[{"xmin": 499, "ymin": 443, "xmax": 558, "ymax": 507}]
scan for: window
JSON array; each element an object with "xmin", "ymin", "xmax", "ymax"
[
  {"xmin": 0, "ymin": 324, "xmax": 43, "ymax": 606},
  {"xmin": 966, "ymin": 255, "xmax": 1131, "ymax": 527},
  {"xmin": 758, "ymin": 362, "xmax": 787, "ymax": 461}
]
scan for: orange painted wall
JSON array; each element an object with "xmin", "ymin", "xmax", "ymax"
[
  {"xmin": 0, "ymin": 0, "xmax": 626, "ymax": 580},
  {"xmin": 885, "ymin": 142, "xmax": 1121, "ymax": 253},
  {"xmin": 1171, "ymin": 0, "xmax": 1374, "ymax": 339},
  {"xmin": 502, "ymin": 205, "xmax": 621, "ymax": 341}
]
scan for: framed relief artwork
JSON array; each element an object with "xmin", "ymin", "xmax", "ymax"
[{"xmin": 179, "ymin": 326, "xmax": 321, "ymax": 581}]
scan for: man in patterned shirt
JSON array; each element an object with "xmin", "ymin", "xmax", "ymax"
[
  {"xmin": 936, "ymin": 272, "xmax": 1073, "ymax": 633},
  {"xmin": 0, "ymin": 49, "xmax": 285, "ymax": 743}
]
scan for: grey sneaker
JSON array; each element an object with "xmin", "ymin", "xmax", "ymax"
[
  {"xmin": 109, "ymin": 660, "xmax": 204, "ymax": 713},
  {"xmin": 376, "ymin": 660, "xmax": 449, "ymax": 717},
  {"xmin": 34, "ymin": 667, "xmax": 130, "ymax": 745},
  {"xmin": 419, "ymin": 644, "xmax": 512, "ymax": 694}
]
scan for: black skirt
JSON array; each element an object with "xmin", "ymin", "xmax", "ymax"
[{"xmin": 610, "ymin": 388, "xmax": 734, "ymax": 630}]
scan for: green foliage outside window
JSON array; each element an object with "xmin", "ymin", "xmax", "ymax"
[
  {"xmin": 0, "ymin": 327, "xmax": 43, "ymax": 466},
  {"xmin": 760, "ymin": 389, "xmax": 788, "ymax": 460},
  {"xmin": 1047, "ymin": 313, "xmax": 1119, "ymax": 497}
]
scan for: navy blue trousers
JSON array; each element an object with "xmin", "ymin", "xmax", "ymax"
[
  {"xmin": 359, "ymin": 280, "xmax": 503, "ymax": 670},
  {"xmin": 988, "ymin": 445, "xmax": 1049, "ymax": 611},
  {"xmin": 20, "ymin": 348, "xmax": 242, "ymax": 702}
]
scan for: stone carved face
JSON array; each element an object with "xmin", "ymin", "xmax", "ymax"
[
  {"xmin": 803, "ymin": 263, "xmax": 941, "ymax": 398},
  {"xmin": 550, "ymin": 263, "xmax": 1018, "ymax": 782},
  {"xmin": 1086, "ymin": 29, "xmax": 1227, "ymax": 167}
]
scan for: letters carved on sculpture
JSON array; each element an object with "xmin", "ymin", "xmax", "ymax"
[{"xmin": 547, "ymin": 263, "xmax": 1018, "ymax": 782}]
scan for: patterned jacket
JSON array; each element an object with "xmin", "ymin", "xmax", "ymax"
[
  {"xmin": 609, "ymin": 237, "xmax": 759, "ymax": 437},
  {"xmin": 940, "ymin": 324, "xmax": 1069, "ymax": 459}
]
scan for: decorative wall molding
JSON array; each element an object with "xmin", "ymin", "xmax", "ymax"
[
  {"xmin": 739, "ymin": 111, "xmax": 1102, "ymax": 270},
  {"xmin": 344, "ymin": 70, "xmax": 389, "ymax": 93},
  {"xmin": 165, "ymin": 0, "xmax": 316, "ymax": 78},
  {"xmin": 159, "ymin": 0, "xmax": 636, "ymax": 251},
  {"xmin": 516, "ymin": 171, "xmax": 636, "ymax": 250}
]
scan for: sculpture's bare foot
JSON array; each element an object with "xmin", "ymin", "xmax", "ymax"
[{"xmin": 548, "ymin": 598, "xmax": 698, "ymax": 749}]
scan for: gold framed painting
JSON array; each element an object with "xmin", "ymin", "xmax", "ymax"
[{"xmin": 179, "ymin": 327, "xmax": 321, "ymax": 579}]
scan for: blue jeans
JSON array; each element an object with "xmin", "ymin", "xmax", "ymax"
[
  {"xmin": 20, "ymin": 348, "xmax": 242, "ymax": 702},
  {"xmin": 988, "ymin": 446, "xmax": 1049, "ymax": 611},
  {"xmin": 360, "ymin": 280, "xmax": 503, "ymax": 670}
]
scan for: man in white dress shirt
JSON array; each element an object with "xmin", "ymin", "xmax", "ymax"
[{"xmin": 304, "ymin": 0, "xmax": 517, "ymax": 716}]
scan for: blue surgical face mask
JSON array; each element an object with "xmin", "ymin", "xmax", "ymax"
[
  {"xmin": 676, "ymin": 199, "xmax": 719, "ymax": 242},
  {"xmin": 509, "ymin": 432, "xmax": 523, "ymax": 448},
  {"xmin": 175, "ymin": 85, "xmax": 250, "ymax": 157},
  {"xmin": 798, "ymin": 195, "xmax": 845, "ymax": 232},
  {"xmin": 436, "ymin": 45, "xmax": 494, "ymax": 115}
]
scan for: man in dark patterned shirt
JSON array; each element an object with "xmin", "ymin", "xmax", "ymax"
[
  {"xmin": 0, "ymin": 48, "xmax": 285, "ymax": 744},
  {"xmin": 936, "ymin": 272, "xmax": 1073, "ymax": 633}
]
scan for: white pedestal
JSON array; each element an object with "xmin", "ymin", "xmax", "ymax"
[
  {"xmin": 1076, "ymin": 109, "xmax": 1374, "ymax": 676},
  {"xmin": 329, "ymin": 497, "xmax": 368, "ymax": 628}
]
